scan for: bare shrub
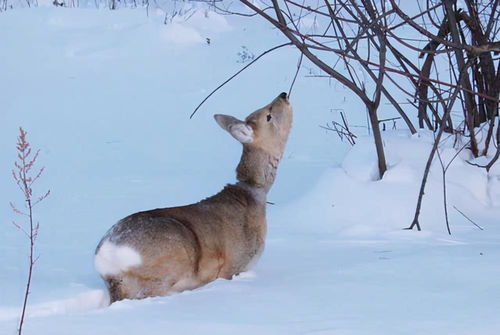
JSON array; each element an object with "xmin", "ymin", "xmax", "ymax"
[{"xmin": 10, "ymin": 127, "xmax": 50, "ymax": 335}]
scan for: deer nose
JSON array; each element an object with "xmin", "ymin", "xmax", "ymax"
[{"xmin": 279, "ymin": 92, "xmax": 287, "ymax": 99}]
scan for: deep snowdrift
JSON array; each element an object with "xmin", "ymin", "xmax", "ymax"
[{"xmin": 1, "ymin": 6, "xmax": 499, "ymax": 335}]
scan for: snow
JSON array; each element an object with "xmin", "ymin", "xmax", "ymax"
[
  {"xmin": 284, "ymin": 130, "xmax": 496, "ymax": 238},
  {"xmin": 0, "ymin": 290, "xmax": 109, "ymax": 322},
  {"xmin": 1, "ymin": 5, "xmax": 500, "ymax": 335},
  {"xmin": 158, "ymin": 10, "xmax": 231, "ymax": 45},
  {"xmin": 489, "ymin": 175, "xmax": 500, "ymax": 207},
  {"xmin": 94, "ymin": 240, "xmax": 142, "ymax": 277}
]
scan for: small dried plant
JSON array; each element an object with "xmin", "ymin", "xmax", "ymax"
[
  {"xmin": 237, "ymin": 46, "xmax": 255, "ymax": 64},
  {"xmin": 10, "ymin": 127, "xmax": 50, "ymax": 335}
]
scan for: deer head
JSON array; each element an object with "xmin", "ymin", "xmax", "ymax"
[{"xmin": 214, "ymin": 92, "xmax": 293, "ymax": 191}]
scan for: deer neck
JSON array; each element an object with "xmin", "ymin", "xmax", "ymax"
[{"xmin": 236, "ymin": 146, "xmax": 281, "ymax": 195}]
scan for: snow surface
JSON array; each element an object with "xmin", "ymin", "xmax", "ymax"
[{"xmin": 1, "ymin": 6, "xmax": 500, "ymax": 335}]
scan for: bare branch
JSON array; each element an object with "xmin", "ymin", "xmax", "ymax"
[{"xmin": 190, "ymin": 42, "xmax": 292, "ymax": 119}]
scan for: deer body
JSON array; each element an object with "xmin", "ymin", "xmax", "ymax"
[{"xmin": 95, "ymin": 93, "xmax": 292, "ymax": 303}]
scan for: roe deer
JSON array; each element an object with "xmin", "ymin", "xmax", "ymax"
[{"xmin": 95, "ymin": 92, "xmax": 293, "ymax": 303}]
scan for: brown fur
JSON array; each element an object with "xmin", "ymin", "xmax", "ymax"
[{"xmin": 95, "ymin": 93, "xmax": 293, "ymax": 302}]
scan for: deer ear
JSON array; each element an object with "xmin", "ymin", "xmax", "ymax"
[{"xmin": 214, "ymin": 114, "xmax": 254, "ymax": 144}]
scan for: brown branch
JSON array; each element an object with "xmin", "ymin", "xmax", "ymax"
[
  {"xmin": 325, "ymin": 0, "xmax": 417, "ymax": 134},
  {"xmin": 241, "ymin": 0, "xmax": 372, "ymax": 106},
  {"xmin": 406, "ymin": 58, "xmax": 472, "ymax": 231},
  {"xmin": 272, "ymin": 23, "xmax": 500, "ymax": 104},
  {"xmin": 243, "ymin": 1, "xmax": 500, "ymax": 107},
  {"xmin": 389, "ymin": 0, "xmax": 480, "ymax": 55},
  {"xmin": 444, "ymin": 0, "xmax": 480, "ymax": 157}
]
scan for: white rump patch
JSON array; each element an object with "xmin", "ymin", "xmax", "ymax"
[{"xmin": 95, "ymin": 241, "xmax": 142, "ymax": 277}]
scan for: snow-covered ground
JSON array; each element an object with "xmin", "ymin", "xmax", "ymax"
[{"xmin": 1, "ymin": 6, "xmax": 500, "ymax": 335}]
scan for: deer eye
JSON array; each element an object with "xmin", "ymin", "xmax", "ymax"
[{"xmin": 266, "ymin": 114, "xmax": 272, "ymax": 122}]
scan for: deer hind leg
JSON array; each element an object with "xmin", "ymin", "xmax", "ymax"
[
  {"xmin": 105, "ymin": 275, "xmax": 141, "ymax": 303},
  {"xmin": 105, "ymin": 254, "xmax": 202, "ymax": 302},
  {"xmin": 105, "ymin": 276, "xmax": 133, "ymax": 303},
  {"xmin": 105, "ymin": 273, "xmax": 179, "ymax": 303},
  {"xmin": 106, "ymin": 277, "xmax": 127, "ymax": 303}
]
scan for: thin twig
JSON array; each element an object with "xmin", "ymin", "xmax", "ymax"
[
  {"xmin": 453, "ymin": 205, "xmax": 484, "ymax": 230},
  {"xmin": 434, "ymin": 127, "xmax": 452, "ymax": 235},
  {"xmin": 190, "ymin": 42, "xmax": 292, "ymax": 119},
  {"xmin": 288, "ymin": 50, "xmax": 304, "ymax": 98}
]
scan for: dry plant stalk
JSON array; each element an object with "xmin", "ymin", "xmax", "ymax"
[{"xmin": 10, "ymin": 127, "xmax": 50, "ymax": 335}]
